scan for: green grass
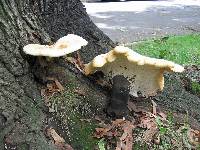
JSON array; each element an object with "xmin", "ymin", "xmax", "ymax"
[{"xmin": 127, "ymin": 34, "xmax": 200, "ymax": 65}]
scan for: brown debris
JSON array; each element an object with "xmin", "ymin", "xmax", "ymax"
[
  {"xmin": 46, "ymin": 127, "xmax": 73, "ymax": 150},
  {"xmin": 151, "ymin": 100, "xmax": 157, "ymax": 115},
  {"xmin": 41, "ymin": 78, "xmax": 64, "ymax": 102},
  {"xmin": 74, "ymin": 88, "xmax": 86, "ymax": 96},
  {"xmin": 188, "ymin": 129, "xmax": 200, "ymax": 146},
  {"xmin": 66, "ymin": 55, "xmax": 85, "ymax": 73},
  {"xmin": 76, "ymin": 51, "xmax": 85, "ymax": 71},
  {"xmin": 94, "ymin": 119, "xmax": 135, "ymax": 150}
]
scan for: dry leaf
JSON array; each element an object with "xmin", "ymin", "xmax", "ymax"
[
  {"xmin": 120, "ymin": 132, "xmax": 128, "ymax": 141},
  {"xmin": 151, "ymin": 100, "xmax": 157, "ymax": 115},
  {"xmin": 66, "ymin": 55, "xmax": 84, "ymax": 73},
  {"xmin": 76, "ymin": 51, "xmax": 85, "ymax": 71},
  {"xmin": 55, "ymin": 79, "xmax": 64, "ymax": 92},
  {"xmin": 143, "ymin": 128, "xmax": 158, "ymax": 143},
  {"xmin": 188, "ymin": 129, "xmax": 200, "ymax": 146},
  {"xmin": 94, "ymin": 127, "xmax": 112, "ymax": 138},
  {"xmin": 115, "ymin": 121, "xmax": 134, "ymax": 150},
  {"xmin": 115, "ymin": 140, "xmax": 124, "ymax": 150},
  {"xmin": 46, "ymin": 128, "xmax": 65, "ymax": 143},
  {"xmin": 94, "ymin": 116, "xmax": 107, "ymax": 128},
  {"xmin": 138, "ymin": 114, "xmax": 156, "ymax": 129},
  {"xmin": 46, "ymin": 128, "xmax": 74, "ymax": 150},
  {"xmin": 123, "ymin": 122, "xmax": 134, "ymax": 150},
  {"xmin": 157, "ymin": 111, "xmax": 167, "ymax": 120},
  {"xmin": 112, "ymin": 119, "xmax": 125, "ymax": 126},
  {"xmin": 74, "ymin": 89, "xmax": 86, "ymax": 96},
  {"xmin": 55, "ymin": 142, "xmax": 74, "ymax": 150}
]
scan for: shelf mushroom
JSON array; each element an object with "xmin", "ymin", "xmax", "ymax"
[
  {"xmin": 23, "ymin": 34, "xmax": 88, "ymax": 57},
  {"xmin": 85, "ymin": 46, "xmax": 184, "ymax": 97},
  {"xmin": 84, "ymin": 46, "xmax": 184, "ymax": 116},
  {"xmin": 23, "ymin": 34, "xmax": 88, "ymax": 83}
]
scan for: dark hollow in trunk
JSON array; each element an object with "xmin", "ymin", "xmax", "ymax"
[{"xmin": 107, "ymin": 75, "xmax": 130, "ymax": 118}]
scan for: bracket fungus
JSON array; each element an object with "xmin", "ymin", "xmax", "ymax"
[
  {"xmin": 84, "ymin": 46, "xmax": 184, "ymax": 97},
  {"xmin": 23, "ymin": 34, "xmax": 88, "ymax": 57}
]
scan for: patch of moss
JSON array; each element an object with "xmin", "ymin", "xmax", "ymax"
[
  {"xmin": 68, "ymin": 114, "xmax": 98, "ymax": 150},
  {"xmin": 50, "ymin": 90, "xmax": 98, "ymax": 149},
  {"xmin": 133, "ymin": 142, "xmax": 148, "ymax": 150},
  {"xmin": 191, "ymin": 81, "xmax": 200, "ymax": 95},
  {"xmin": 17, "ymin": 143, "xmax": 29, "ymax": 150},
  {"xmin": 48, "ymin": 71, "xmax": 102, "ymax": 149}
]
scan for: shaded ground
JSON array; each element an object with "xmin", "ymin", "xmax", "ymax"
[
  {"xmin": 84, "ymin": 0, "xmax": 200, "ymax": 42},
  {"xmin": 36, "ymin": 34, "xmax": 200, "ymax": 149},
  {"xmin": 42, "ymin": 64, "xmax": 200, "ymax": 149}
]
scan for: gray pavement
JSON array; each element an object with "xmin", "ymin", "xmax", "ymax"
[{"xmin": 84, "ymin": 0, "xmax": 200, "ymax": 43}]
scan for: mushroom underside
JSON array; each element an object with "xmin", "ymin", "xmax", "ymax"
[{"xmin": 96, "ymin": 57, "xmax": 164, "ymax": 97}]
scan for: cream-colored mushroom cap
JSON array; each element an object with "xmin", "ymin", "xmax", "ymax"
[
  {"xmin": 23, "ymin": 34, "xmax": 88, "ymax": 57},
  {"xmin": 84, "ymin": 46, "xmax": 184, "ymax": 97}
]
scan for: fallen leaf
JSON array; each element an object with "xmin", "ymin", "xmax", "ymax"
[
  {"xmin": 74, "ymin": 89, "xmax": 86, "ymax": 96},
  {"xmin": 115, "ymin": 140, "xmax": 123, "ymax": 150},
  {"xmin": 157, "ymin": 111, "xmax": 167, "ymax": 120},
  {"xmin": 123, "ymin": 122, "xmax": 134, "ymax": 150},
  {"xmin": 55, "ymin": 79, "xmax": 64, "ymax": 92},
  {"xmin": 94, "ymin": 116, "xmax": 108, "ymax": 128},
  {"xmin": 143, "ymin": 128, "xmax": 158, "ymax": 143},
  {"xmin": 65, "ymin": 55, "xmax": 84, "ymax": 73},
  {"xmin": 151, "ymin": 100, "xmax": 157, "ymax": 115},
  {"xmin": 94, "ymin": 127, "xmax": 112, "ymax": 138},
  {"xmin": 120, "ymin": 132, "xmax": 128, "ymax": 141},
  {"xmin": 112, "ymin": 119, "xmax": 125, "ymax": 126},
  {"xmin": 55, "ymin": 142, "xmax": 74, "ymax": 150},
  {"xmin": 46, "ymin": 128, "xmax": 65, "ymax": 143},
  {"xmin": 138, "ymin": 114, "xmax": 157, "ymax": 129},
  {"xmin": 94, "ymin": 119, "xmax": 135, "ymax": 150},
  {"xmin": 188, "ymin": 129, "xmax": 200, "ymax": 146},
  {"xmin": 76, "ymin": 51, "xmax": 85, "ymax": 71},
  {"xmin": 46, "ymin": 128, "xmax": 74, "ymax": 150},
  {"xmin": 115, "ymin": 121, "xmax": 134, "ymax": 150}
]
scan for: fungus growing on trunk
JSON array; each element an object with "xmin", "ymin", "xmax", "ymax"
[
  {"xmin": 23, "ymin": 34, "xmax": 88, "ymax": 83},
  {"xmin": 85, "ymin": 46, "xmax": 184, "ymax": 97},
  {"xmin": 84, "ymin": 46, "xmax": 184, "ymax": 117},
  {"xmin": 23, "ymin": 34, "xmax": 88, "ymax": 57}
]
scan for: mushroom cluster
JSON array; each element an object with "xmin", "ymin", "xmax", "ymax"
[{"xmin": 84, "ymin": 46, "xmax": 184, "ymax": 97}]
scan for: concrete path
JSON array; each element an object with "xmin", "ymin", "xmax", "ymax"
[{"xmin": 83, "ymin": 0, "xmax": 200, "ymax": 43}]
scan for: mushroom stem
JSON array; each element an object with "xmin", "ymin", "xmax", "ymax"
[{"xmin": 107, "ymin": 75, "xmax": 130, "ymax": 118}]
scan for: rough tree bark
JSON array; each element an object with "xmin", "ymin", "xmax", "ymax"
[
  {"xmin": 0, "ymin": 0, "xmax": 200, "ymax": 149},
  {"xmin": 0, "ymin": 0, "xmax": 114, "ymax": 149}
]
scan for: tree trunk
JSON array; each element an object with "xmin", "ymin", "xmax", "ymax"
[
  {"xmin": 0, "ymin": 0, "xmax": 114, "ymax": 149},
  {"xmin": 1, "ymin": 0, "xmax": 200, "ymax": 149}
]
